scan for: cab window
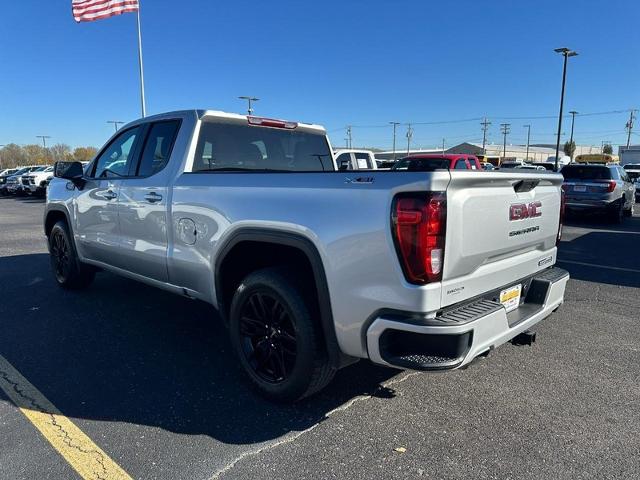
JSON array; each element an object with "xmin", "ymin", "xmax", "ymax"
[
  {"xmin": 91, "ymin": 127, "xmax": 141, "ymax": 178},
  {"xmin": 454, "ymin": 159, "xmax": 468, "ymax": 169},
  {"xmin": 136, "ymin": 120, "xmax": 181, "ymax": 177}
]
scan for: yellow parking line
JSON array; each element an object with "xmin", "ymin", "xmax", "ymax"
[{"xmin": 0, "ymin": 354, "xmax": 132, "ymax": 480}]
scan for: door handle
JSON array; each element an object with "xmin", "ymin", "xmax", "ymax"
[
  {"xmin": 103, "ymin": 190, "xmax": 117, "ymax": 200},
  {"xmin": 144, "ymin": 192, "xmax": 163, "ymax": 203}
]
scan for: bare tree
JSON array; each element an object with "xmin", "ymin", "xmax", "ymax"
[
  {"xmin": 50, "ymin": 143, "xmax": 73, "ymax": 162},
  {"xmin": 23, "ymin": 144, "xmax": 48, "ymax": 164},
  {"xmin": 0, "ymin": 144, "xmax": 27, "ymax": 168}
]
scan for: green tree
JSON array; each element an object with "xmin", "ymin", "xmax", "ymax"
[
  {"xmin": 563, "ymin": 140, "xmax": 576, "ymax": 159},
  {"xmin": 603, "ymin": 143, "xmax": 613, "ymax": 154}
]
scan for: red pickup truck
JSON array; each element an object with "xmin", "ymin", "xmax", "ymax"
[{"xmin": 391, "ymin": 154, "xmax": 482, "ymax": 171}]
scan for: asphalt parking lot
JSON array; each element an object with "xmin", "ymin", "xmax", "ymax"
[{"xmin": 1, "ymin": 195, "xmax": 639, "ymax": 480}]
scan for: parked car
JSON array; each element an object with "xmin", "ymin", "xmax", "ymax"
[
  {"xmin": 391, "ymin": 154, "xmax": 482, "ymax": 171},
  {"xmin": 334, "ymin": 149, "xmax": 378, "ymax": 170},
  {"xmin": 532, "ymin": 162, "xmax": 557, "ymax": 171},
  {"xmin": 0, "ymin": 168, "xmax": 20, "ymax": 195},
  {"xmin": 516, "ymin": 164, "xmax": 547, "ymax": 171},
  {"xmin": 561, "ymin": 164, "xmax": 635, "ymax": 222},
  {"xmin": 623, "ymin": 164, "xmax": 640, "ymax": 201},
  {"xmin": 481, "ymin": 162, "xmax": 495, "ymax": 171},
  {"xmin": 22, "ymin": 166, "xmax": 54, "ymax": 197},
  {"xmin": 46, "ymin": 109, "xmax": 568, "ymax": 402}
]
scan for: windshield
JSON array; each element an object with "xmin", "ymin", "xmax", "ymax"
[
  {"xmin": 193, "ymin": 122, "xmax": 333, "ymax": 172},
  {"xmin": 391, "ymin": 157, "xmax": 450, "ymax": 171},
  {"xmin": 561, "ymin": 166, "xmax": 611, "ymax": 180},
  {"xmin": 33, "ymin": 166, "xmax": 48, "ymax": 172}
]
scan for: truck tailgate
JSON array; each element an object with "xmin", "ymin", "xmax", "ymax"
[{"xmin": 441, "ymin": 171, "xmax": 563, "ymax": 308}]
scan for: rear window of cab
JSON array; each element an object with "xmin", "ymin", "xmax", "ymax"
[{"xmin": 561, "ymin": 166, "xmax": 611, "ymax": 180}]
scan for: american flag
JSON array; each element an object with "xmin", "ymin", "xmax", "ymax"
[{"xmin": 72, "ymin": 0, "xmax": 139, "ymax": 23}]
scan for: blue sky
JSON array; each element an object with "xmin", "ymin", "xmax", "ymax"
[{"xmin": 1, "ymin": 0, "xmax": 639, "ymax": 150}]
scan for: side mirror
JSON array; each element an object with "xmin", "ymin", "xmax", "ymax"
[
  {"xmin": 338, "ymin": 159, "xmax": 350, "ymax": 171},
  {"xmin": 54, "ymin": 161, "xmax": 85, "ymax": 188}
]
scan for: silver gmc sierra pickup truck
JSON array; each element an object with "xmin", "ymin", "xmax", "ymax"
[{"xmin": 45, "ymin": 109, "xmax": 569, "ymax": 401}]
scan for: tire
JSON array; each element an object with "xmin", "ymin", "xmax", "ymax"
[
  {"xmin": 229, "ymin": 267, "xmax": 335, "ymax": 402},
  {"xmin": 48, "ymin": 220, "xmax": 95, "ymax": 289},
  {"xmin": 623, "ymin": 201, "xmax": 633, "ymax": 217}
]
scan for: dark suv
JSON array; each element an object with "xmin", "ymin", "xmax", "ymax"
[{"xmin": 561, "ymin": 164, "xmax": 635, "ymax": 222}]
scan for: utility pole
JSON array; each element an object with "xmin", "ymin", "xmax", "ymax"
[
  {"xmin": 389, "ymin": 121, "xmax": 400, "ymax": 161},
  {"xmin": 523, "ymin": 124, "xmax": 531, "ymax": 161},
  {"xmin": 107, "ymin": 121, "xmax": 124, "ymax": 133},
  {"xmin": 238, "ymin": 96, "xmax": 259, "ymax": 115},
  {"xmin": 553, "ymin": 47, "xmax": 578, "ymax": 171},
  {"xmin": 406, "ymin": 123, "xmax": 413, "ymax": 155},
  {"xmin": 442, "ymin": 138, "xmax": 446, "ymax": 155},
  {"xmin": 36, "ymin": 135, "xmax": 51, "ymax": 148},
  {"xmin": 346, "ymin": 126, "xmax": 352, "ymax": 149},
  {"xmin": 625, "ymin": 109, "xmax": 637, "ymax": 148},
  {"xmin": 480, "ymin": 117, "xmax": 491, "ymax": 154},
  {"xmin": 500, "ymin": 123, "xmax": 510, "ymax": 163}
]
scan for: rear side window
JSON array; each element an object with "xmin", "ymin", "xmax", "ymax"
[
  {"xmin": 561, "ymin": 166, "xmax": 612, "ymax": 180},
  {"xmin": 193, "ymin": 122, "xmax": 333, "ymax": 172},
  {"xmin": 354, "ymin": 152, "xmax": 373, "ymax": 169},
  {"xmin": 454, "ymin": 159, "xmax": 468, "ymax": 169},
  {"xmin": 137, "ymin": 120, "xmax": 181, "ymax": 177}
]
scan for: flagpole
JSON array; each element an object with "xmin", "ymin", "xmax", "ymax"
[{"xmin": 136, "ymin": 1, "xmax": 146, "ymax": 117}]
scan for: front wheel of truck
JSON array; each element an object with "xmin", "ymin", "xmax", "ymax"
[
  {"xmin": 48, "ymin": 221, "xmax": 95, "ymax": 290},
  {"xmin": 229, "ymin": 267, "xmax": 335, "ymax": 402}
]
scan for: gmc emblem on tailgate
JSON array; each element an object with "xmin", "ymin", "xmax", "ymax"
[{"xmin": 510, "ymin": 201, "xmax": 542, "ymax": 221}]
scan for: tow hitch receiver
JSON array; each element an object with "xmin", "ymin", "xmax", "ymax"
[{"xmin": 511, "ymin": 330, "xmax": 537, "ymax": 346}]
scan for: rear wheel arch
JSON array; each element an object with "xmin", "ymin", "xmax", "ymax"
[{"xmin": 215, "ymin": 228, "xmax": 344, "ymax": 368}]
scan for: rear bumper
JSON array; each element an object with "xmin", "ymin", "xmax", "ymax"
[{"xmin": 366, "ymin": 267, "xmax": 569, "ymax": 370}]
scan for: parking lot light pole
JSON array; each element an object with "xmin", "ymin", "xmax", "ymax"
[
  {"xmin": 568, "ymin": 111, "xmax": 578, "ymax": 161},
  {"xmin": 36, "ymin": 136, "xmax": 51, "ymax": 149},
  {"xmin": 389, "ymin": 122, "xmax": 400, "ymax": 161},
  {"xmin": 553, "ymin": 47, "xmax": 578, "ymax": 172},
  {"xmin": 238, "ymin": 96, "xmax": 259, "ymax": 115},
  {"xmin": 523, "ymin": 125, "xmax": 531, "ymax": 161},
  {"xmin": 107, "ymin": 121, "xmax": 124, "ymax": 132}
]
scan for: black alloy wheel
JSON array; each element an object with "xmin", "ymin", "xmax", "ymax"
[
  {"xmin": 238, "ymin": 291, "xmax": 297, "ymax": 384},
  {"xmin": 50, "ymin": 229, "xmax": 71, "ymax": 284}
]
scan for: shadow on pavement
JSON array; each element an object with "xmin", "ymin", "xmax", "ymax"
[
  {"xmin": 558, "ymin": 214, "xmax": 640, "ymax": 288},
  {"xmin": 0, "ymin": 253, "xmax": 399, "ymax": 445}
]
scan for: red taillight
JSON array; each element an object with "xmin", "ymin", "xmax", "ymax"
[
  {"xmin": 247, "ymin": 116, "xmax": 298, "ymax": 129},
  {"xmin": 392, "ymin": 193, "xmax": 446, "ymax": 284},
  {"xmin": 589, "ymin": 180, "xmax": 616, "ymax": 193},
  {"xmin": 557, "ymin": 189, "xmax": 565, "ymax": 245}
]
